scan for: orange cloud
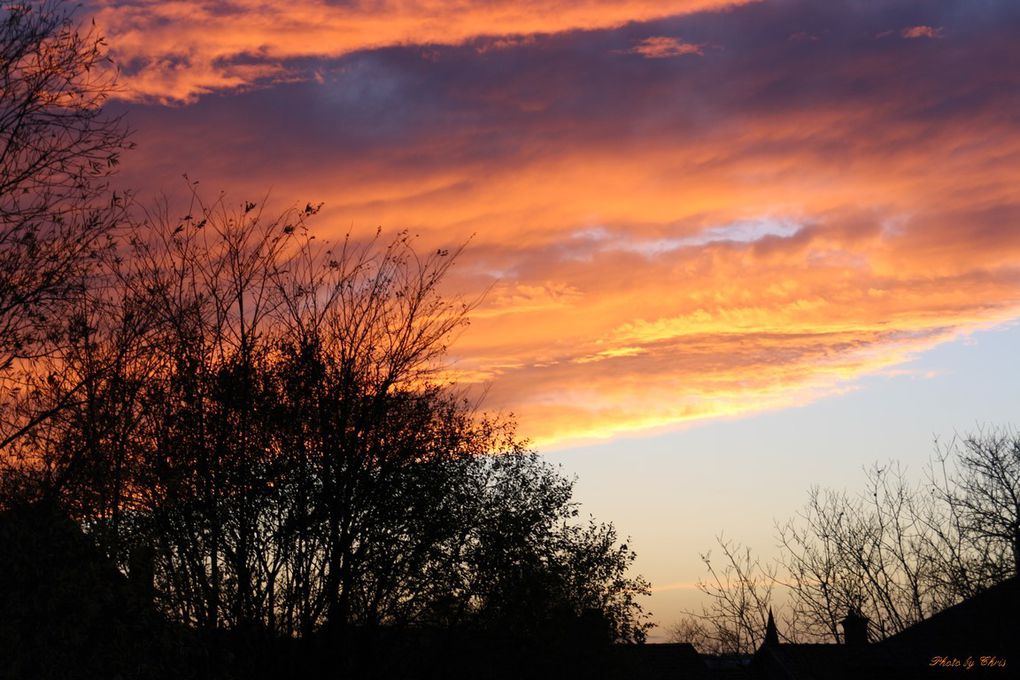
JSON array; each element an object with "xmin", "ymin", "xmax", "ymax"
[
  {"xmin": 120, "ymin": 113, "xmax": 1020, "ymax": 446},
  {"xmin": 110, "ymin": 0, "xmax": 1020, "ymax": 448},
  {"xmin": 87, "ymin": 0, "xmax": 752, "ymax": 102}
]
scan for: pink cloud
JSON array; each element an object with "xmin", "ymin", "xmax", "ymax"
[
  {"xmin": 901, "ymin": 25, "xmax": 944, "ymax": 39},
  {"xmin": 628, "ymin": 36, "xmax": 705, "ymax": 58}
]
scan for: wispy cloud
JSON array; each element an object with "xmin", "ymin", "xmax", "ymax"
[{"xmin": 627, "ymin": 36, "xmax": 705, "ymax": 58}]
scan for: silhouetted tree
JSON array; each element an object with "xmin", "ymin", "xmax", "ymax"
[
  {"xmin": 776, "ymin": 462, "xmax": 947, "ymax": 641},
  {"xmin": 0, "ymin": 0, "xmax": 130, "ymax": 454},
  {"xmin": 930, "ymin": 427, "xmax": 1020, "ymax": 583},
  {"xmin": 669, "ymin": 536, "xmax": 785, "ymax": 654},
  {"xmin": 6, "ymin": 188, "xmax": 651, "ymax": 646},
  {"xmin": 450, "ymin": 453, "xmax": 651, "ymax": 643}
]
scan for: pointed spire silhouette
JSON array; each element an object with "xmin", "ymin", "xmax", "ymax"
[{"xmin": 764, "ymin": 607, "xmax": 780, "ymax": 647}]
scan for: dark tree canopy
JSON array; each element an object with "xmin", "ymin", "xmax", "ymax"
[{"xmin": 0, "ymin": 189, "xmax": 651, "ymax": 646}]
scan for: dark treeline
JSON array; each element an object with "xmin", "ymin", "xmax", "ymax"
[{"xmin": 0, "ymin": 4, "xmax": 650, "ymax": 678}]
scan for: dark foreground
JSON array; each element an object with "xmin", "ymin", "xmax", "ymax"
[
  {"xmin": 0, "ymin": 503, "xmax": 629, "ymax": 680},
  {"xmin": 4, "ymin": 503, "xmax": 1019, "ymax": 680}
]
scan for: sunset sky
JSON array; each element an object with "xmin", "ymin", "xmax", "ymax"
[{"xmin": 87, "ymin": 0, "xmax": 1020, "ymax": 636}]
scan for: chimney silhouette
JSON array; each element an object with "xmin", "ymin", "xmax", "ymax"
[{"xmin": 840, "ymin": 608, "xmax": 870, "ymax": 646}]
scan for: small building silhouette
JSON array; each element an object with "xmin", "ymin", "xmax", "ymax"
[
  {"xmin": 625, "ymin": 579, "xmax": 1019, "ymax": 679},
  {"xmin": 750, "ymin": 577, "xmax": 1019, "ymax": 678}
]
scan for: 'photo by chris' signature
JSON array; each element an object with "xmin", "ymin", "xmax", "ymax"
[{"xmin": 930, "ymin": 656, "xmax": 1008, "ymax": 671}]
